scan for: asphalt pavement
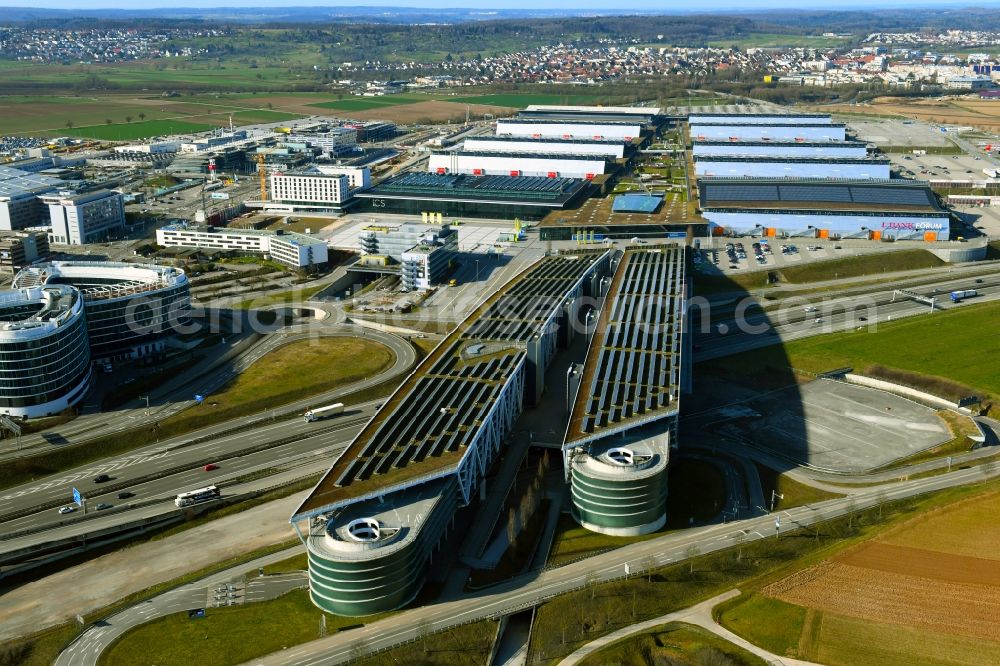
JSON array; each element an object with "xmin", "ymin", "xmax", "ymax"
[{"xmin": 239, "ymin": 463, "xmax": 1000, "ymax": 666}]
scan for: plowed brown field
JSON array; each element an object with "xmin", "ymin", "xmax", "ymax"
[{"xmin": 764, "ymin": 491, "xmax": 1000, "ymax": 644}]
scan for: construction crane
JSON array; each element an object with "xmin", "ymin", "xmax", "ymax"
[{"xmin": 257, "ymin": 152, "xmax": 268, "ymax": 202}]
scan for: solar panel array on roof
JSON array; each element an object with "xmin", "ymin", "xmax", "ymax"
[
  {"xmin": 708, "ymin": 184, "xmax": 779, "ymax": 200},
  {"xmin": 376, "ymin": 172, "xmax": 581, "ymax": 200},
  {"xmin": 326, "ymin": 253, "xmax": 604, "ymax": 492},
  {"xmin": 850, "ymin": 187, "xmax": 931, "ymax": 206},
  {"xmin": 778, "ymin": 184, "xmax": 852, "ymax": 202},
  {"xmin": 335, "ymin": 344, "xmax": 525, "ymax": 487},
  {"xmin": 568, "ymin": 247, "xmax": 685, "ymax": 443},
  {"xmin": 700, "ymin": 179, "xmax": 940, "ymax": 210},
  {"xmin": 612, "ymin": 193, "xmax": 664, "ymax": 213}
]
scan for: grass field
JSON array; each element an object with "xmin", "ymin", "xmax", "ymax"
[
  {"xmin": 100, "ymin": 590, "xmax": 388, "ymax": 666},
  {"xmin": 189, "ymin": 336, "xmax": 392, "ymax": 414},
  {"xmin": 721, "ymin": 488, "xmax": 1000, "ymax": 664},
  {"xmin": 577, "ymin": 621, "xmax": 767, "ymax": 666},
  {"xmin": 356, "ymin": 620, "xmax": 498, "ymax": 666},
  {"xmin": 706, "ymin": 32, "xmax": 853, "ymax": 49},
  {"xmin": 755, "ymin": 465, "xmax": 843, "ymax": 510},
  {"xmin": 65, "ymin": 119, "xmax": 215, "ymax": 140},
  {"xmin": 699, "ymin": 298, "xmax": 1000, "ymax": 405},
  {"xmin": 0, "ymin": 92, "xmax": 310, "ymax": 136}
]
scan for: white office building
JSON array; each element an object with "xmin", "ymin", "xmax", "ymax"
[
  {"xmin": 156, "ymin": 224, "xmax": 329, "ymax": 268},
  {"xmin": 269, "ymin": 172, "xmax": 352, "ymax": 213},
  {"xmin": 313, "ymin": 165, "xmax": 371, "ymax": 190},
  {"xmin": 289, "ymin": 128, "xmax": 358, "ymax": 156},
  {"xmin": 44, "ymin": 189, "xmax": 125, "ymax": 245}
]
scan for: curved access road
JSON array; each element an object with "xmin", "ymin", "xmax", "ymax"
[{"xmin": 0, "ymin": 325, "xmax": 416, "ymax": 524}]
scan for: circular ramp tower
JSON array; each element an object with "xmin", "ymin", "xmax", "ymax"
[
  {"xmin": 306, "ymin": 481, "xmax": 457, "ymax": 617},
  {"xmin": 570, "ymin": 442, "xmax": 668, "ymax": 536}
]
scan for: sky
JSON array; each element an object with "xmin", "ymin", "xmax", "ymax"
[{"xmin": 1, "ymin": 0, "xmax": 999, "ymax": 8}]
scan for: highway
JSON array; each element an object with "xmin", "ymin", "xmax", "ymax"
[
  {"xmin": 695, "ymin": 271, "xmax": 1000, "ymax": 361},
  {"xmin": 0, "ymin": 326, "xmax": 416, "ymax": 541},
  {"xmin": 0, "ymin": 313, "xmax": 413, "ymax": 456},
  {"xmin": 0, "ymin": 405, "xmax": 373, "ymax": 545}
]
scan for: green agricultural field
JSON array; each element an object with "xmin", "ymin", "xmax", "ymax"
[
  {"xmin": 0, "ymin": 93, "xmax": 308, "ymax": 136},
  {"xmin": 66, "ymin": 119, "xmax": 214, "ymax": 140},
  {"xmin": 707, "ymin": 32, "xmax": 854, "ymax": 49}
]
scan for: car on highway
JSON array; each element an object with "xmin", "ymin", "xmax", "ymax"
[
  {"xmin": 975, "ymin": 279, "xmax": 984, "ymax": 284},
  {"xmin": 58, "ymin": 506, "xmax": 75, "ymax": 515},
  {"xmin": 95, "ymin": 503, "xmax": 112, "ymax": 511},
  {"xmin": 203, "ymin": 463, "xmax": 219, "ymax": 472},
  {"xmin": 94, "ymin": 474, "xmax": 110, "ymax": 483},
  {"xmin": 117, "ymin": 491, "xmax": 134, "ymax": 499}
]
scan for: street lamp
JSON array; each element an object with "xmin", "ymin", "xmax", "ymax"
[
  {"xmin": 770, "ymin": 490, "xmax": 784, "ymax": 513},
  {"xmin": 565, "ymin": 365, "xmax": 577, "ymax": 413}
]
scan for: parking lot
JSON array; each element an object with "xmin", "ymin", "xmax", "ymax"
[
  {"xmin": 952, "ymin": 204, "xmax": 1000, "ymax": 237},
  {"xmin": 888, "ymin": 150, "xmax": 990, "ymax": 182},
  {"xmin": 693, "ymin": 237, "xmax": 926, "ymax": 276},
  {"xmin": 846, "ymin": 118, "xmax": 954, "ymax": 148},
  {"xmin": 727, "ymin": 379, "xmax": 952, "ymax": 473}
]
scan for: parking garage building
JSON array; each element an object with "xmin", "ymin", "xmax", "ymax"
[
  {"xmin": 292, "ymin": 251, "xmax": 613, "ymax": 616},
  {"xmin": 564, "ymin": 246, "xmax": 686, "ymax": 536}
]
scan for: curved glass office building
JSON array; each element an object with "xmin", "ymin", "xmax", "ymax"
[
  {"xmin": 0, "ymin": 286, "xmax": 92, "ymax": 418},
  {"xmin": 14, "ymin": 262, "xmax": 190, "ymax": 361}
]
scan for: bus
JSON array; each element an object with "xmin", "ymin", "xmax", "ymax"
[{"xmin": 175, "ymin": 485, "xmax": 221, "ymax": 507}]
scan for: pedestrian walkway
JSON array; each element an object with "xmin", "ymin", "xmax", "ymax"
[{"xmin": 557, "ymin": 589, "xmax": 821, "ymax": 666}]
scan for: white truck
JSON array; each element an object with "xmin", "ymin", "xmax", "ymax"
[{"xmin": 304, "ymin": 403, "xmax": 345, "ymax": 422}]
